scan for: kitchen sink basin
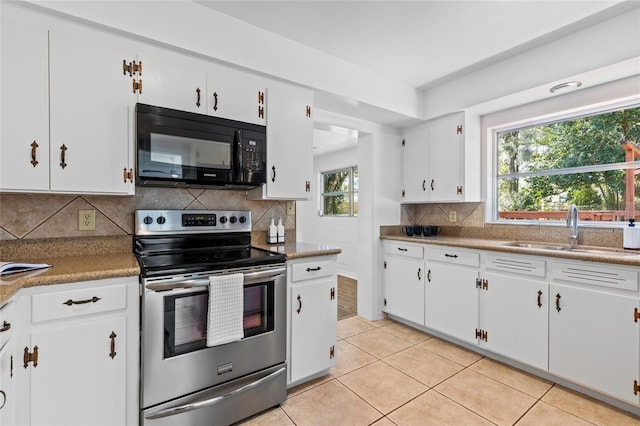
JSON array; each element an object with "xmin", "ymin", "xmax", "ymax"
[{"xmin": 502, "ymin": 241, "xmax": 639, "ymax": 257}]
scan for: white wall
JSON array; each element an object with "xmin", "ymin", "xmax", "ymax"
[{"xmin": 296, "ymin": 146, "xmax": 359, "ymax": 279}]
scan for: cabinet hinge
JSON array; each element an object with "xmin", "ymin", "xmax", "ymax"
[
  {"xmin": 634, "ymin": 380, "xmax": 640, "ymax": 395},
  {"xmin": 456, "ymin": 124, "xmax": 463, "ymax": 135},
  {"xmin": 258, "ymin": 106, "xmax": 264, "ymax": 119},
  {"xmin": 402, "ymin": 138, "xmax": 405, "ymax": 147},
  {"xmin": 329, "ymin": 345, "xmax": 335, "ymax": 359},
  {"xmin": 132, "ymin": 78, "xmax": 143, "ymax": 94},
  {"xmin": 330, "ymin": 287, "xmax": 335, "ymax": 300},
  {"xmin": 305, "ymin": 181, "xmax": 311, "ymax": 192},
  {"xmin": 475, "ymin": 278, "xmax": 488, "ymax": 290},
  {"xmin": 123, "ymin": 167, "xmax": 134, "ymax": 183},
  {"xmin": 401, "ymin": 190, "xmax": 405, "ymax": 198},
  {"xmin": 23, "ymin": 346, "xmax": 39, "ymax": 369},
  {"xmin": 122, "ymin": 59, "xmax": 142, "ymax": 77},
  {"xmin": 457, "ymin": 186, "xmax": 463, "ymax": 195},
  {"xmin": 306, "ymin": 105, "xmax": 312, "ymax": 118},
  {"xmin": 383, "ymin": 298, "xmax": 387, "ymax": 307},
  {"xmin": 258, "ymin": 91, "xmax": 265, "ymax": 104},
  {"xmin": 634, "ymin": 307, "xmax": 640, "ymax": 323},
  {"xmin": 475, "ymin": 329, "xmax": 488, "ymax": 342},
  {"xmin": 10, "ymin": 354, "xmax": 13, "ymax": 378},
  {"xmin": 383, "ymin": 261, "xmax": 387, "ymax": 269}
]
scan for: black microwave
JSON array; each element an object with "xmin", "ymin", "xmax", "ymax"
[{"xmin": 136, "ymin": 104, "xmax": 266, "ymax": 188}]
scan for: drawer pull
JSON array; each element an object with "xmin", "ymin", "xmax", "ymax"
[
  {"xmin": 397, "ymin": 248, "xmax": 408, "ymax": 252},
  {"xmin": 0, "ymin": 321, "xmax": 10, "ymax": 332},
  {"xmin": 62, "ymin": 296, "xmax": 101, "ymax": 306},
  {"xmin": 306, "ymin": 267, "xmax": 322, "ymax": 272},
  {"xmin": 444, "ymin": 253, "xmax": 458, "ymax": 258}
]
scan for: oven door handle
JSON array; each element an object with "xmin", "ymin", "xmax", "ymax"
[
  {"xmin": 145, "ymin": 267, "xmax": 286, "ymax": 291},
  {"xmin": 144, "ymin": 366, "xmax": 286, "ymax": 420}
]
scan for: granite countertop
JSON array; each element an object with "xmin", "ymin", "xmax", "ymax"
[
  {"xmin": 0, "ymin": 252, "xmax": 140, "ymax": 305},
  {"xmin": 254, "ymin": 241, "xmax": 342, "ymax": 259},
  {"xmin": 380, "ymin": 234, "xmax": 640, "ymax": 267}
]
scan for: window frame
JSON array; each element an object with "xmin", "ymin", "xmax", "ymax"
[
  {"xmin": 487, "ymin": 96, "xmax": 640, "ymax": 228},
  {"xmin": 320, "ymin": 166, "xmax": 358, "ymax": 217}
]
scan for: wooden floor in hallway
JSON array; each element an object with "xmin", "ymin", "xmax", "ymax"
[{"xmin": 337, "ymin": 275, "xmax": 357, "ymax": 320}]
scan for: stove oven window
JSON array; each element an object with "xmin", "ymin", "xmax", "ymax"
[{"xmin": 164, "ymin": 282, "xmax": 276, "ymax": 358}]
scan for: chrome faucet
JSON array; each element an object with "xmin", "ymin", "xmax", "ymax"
[{"xmin": 567, "ymin": 204, "xmax": 579, "ymax": 247}]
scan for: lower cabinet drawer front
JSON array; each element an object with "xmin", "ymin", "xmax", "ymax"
[
  {"xmin": 426, "ymin": 247, "xmax": 479, "ymax": 267},
  {"xmin": 552, "ymin": 262, "xmax": 638, "ymax": 291},
  {"xmin": 31, "ymin": 283, "xmax": 128, "ymax": 323},
  {"xmin": 384, "ymin": 243, "xmax": 423, "ymax": 259},
  {"xmin": 291, "ymin": 259, "xmax": 336, "ymax": 282}
]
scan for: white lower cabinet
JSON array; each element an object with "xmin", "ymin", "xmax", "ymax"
[
  {"xmin": 424, "ymin": 247, "xmax": 479, "ymax": 345},
  {"xmin": 383, "ymin": 242, "xmax": 425, "ymax": 325},
  {"xmin": 0, "ymin": 301, "xmax": 16, "ymax": 426},
  {"xmin": 287, "ymin": 256, "xmax": 337, "ymax": 386},
  {"xmin": 13, "ymin": 277, "xmax": 139, "ymax": 426},
  {"xmin": 549, "ymin": 283, "xmax": 640, "ymax": 405}
]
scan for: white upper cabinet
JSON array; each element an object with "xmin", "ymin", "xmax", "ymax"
[
  {"xmin": 49, "ymin": 30, "xmax": 134, "ymax": 194},
  {"xmin": 0, "ymin": 17, "xmax": 50, "ymax": 192},
  {"xmin": 207, "ymin": 64, "xmax": 266, "ymax": 125},
  {"xmin": 401, "ymin": 111, "xmax": 480, "ymax": 203},
  {"xmin": 247, "ymin": 84, "xmax": 313, "ymax": 200},
  {"xmin": 137, "ymin": 52, "xmax": 207, "ymax": 114}
]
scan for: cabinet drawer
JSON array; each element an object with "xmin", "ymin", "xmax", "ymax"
[
  {"xmin": 384, "ymin": 242, "xmax": 423, "ymax": 259},
  {"xmin": 32, "ymin": 283, "xmax": 127, "ymax": 323},
  {"xmin": 485, "ymin": 253, "xmax": 546, "ymax": 278},
  {"xmin": 291, "ymin": 258, "xmax": 336, "ymax": 282},
  {"xmin": 552, "ymin": 261, "xmax": 638, "ymax": 291},
  {"xmin": 426, "ymin": 247, "xmax": 479, "ymax": 267}
]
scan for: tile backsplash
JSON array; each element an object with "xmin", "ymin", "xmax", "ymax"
[{"xmin": 0, "ymin": 187, "xmax": 294, "ymax": 240}]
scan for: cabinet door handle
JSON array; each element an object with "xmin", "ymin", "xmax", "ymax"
[
  {"xmin": 417, "ymin": 268, "xmax": 422, "ymax": 281},
  {"xmin": 430, "ymin": 179, "xmax": 435, "ymax": 191},
  {"xmin": 59, "ymin": 144, "xmax": 67, "ymax": 169},
  {"xmin": 109, "ymin": 331, "xmax": 117, "ymax": 359},
  {"xmin": 62, "ymin": 296, "xmax": 101, "ymax": 306},
  {"xmin": 30, "ymin": 141, "xmax": 39, "ymax": 167},
  {"xmin": 0, "ymin": 321, "xmax": 10, "ymax": 333},
  {"xmin": 422, "ymin": 179, "xmax": 426, "ymax": 191},
  {"xmin": 213, "ymin": 92, "xmax": 218, "ymax": 111},
  {"xmin": 296, "ymin": 295, "xmax": 302, "ymax": 314},
  {"xmin": 555, "ymin": 293, "xmax": 561, "ymax": 312},
  {"xmin": 306, "ymin": 267, "xmax": 321, "ymax": 272},
  {"xmin": 271, "ymin": 165, "xmax": 276, "ymax": 183},
  {"xmin": 196, "ymin": 87, "xmax": 201, "ymax": 108},
  {"xmin": 537, "ymin": 290, "xmax": 543, "ymax": 308},
  {"xmin": 427, "ymin": 269, "xmax": 431, "ymax": 282}
]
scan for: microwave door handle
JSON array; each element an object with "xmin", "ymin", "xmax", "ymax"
[{"xmin": 234, "ymin": 130, "xmax": 242, "ymax": 182}]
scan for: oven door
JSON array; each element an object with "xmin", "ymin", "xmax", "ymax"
[{"xmin": 141, "ymin": 265, "xmax": 286, "ymax": 409}]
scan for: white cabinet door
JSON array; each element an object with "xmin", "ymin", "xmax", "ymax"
[
  {"xmin": 401, "ymin": 128, "xmax": 429, "ymax": 202},
  {"xmin": 49, "ymin": 31, "xmax": 133, "ymax": 194},
  {"xmin": 248, "ymin": 85, "xmax": 313, "ymax": 200},
  {"xmin": 290, "ymin": 278, "xmax": 337, "ymax": 384},
  {"xmin": 29, "ymin": 316, "xmax": 127, "ymax": 426},
  {"xmin": 427, "ymin": 112, "xmax": 463, "ymax": 202},
  {"xmin": 0, "ymin": 344, "xmax": 15, "ymax": 426},
  {"xmin": 383, "ymin": 256, "xmax": 425, "ymax": 325},
  {"xmin": 0, "ymin": 17, "xmax": 50, "ymax": 192},
  {"xmin": 480, "ymin": 272, "xmax": 548, "ymax": 370},
  {"xmin": 207, "ymin": 65, "xmax": 266, "ymax": 125},
  {"xmin": 425, "ymin": 262, "xmax": 478, "ymax": 344},
  {"xmin": 138, "ymin": 53, "xmax": 207, "ymax": 114},
  {"xmin": 549, "ymin": 284, "xmax": 640, "ymax": 405}
]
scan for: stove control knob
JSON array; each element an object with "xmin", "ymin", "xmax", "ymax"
[
  {"xmin": 156, "ymin": 216, "xmax": 166, "ymax": 225},
  {"xmin": 239, "ymin": 216, "xmax": 246, "ymax": 224},
  {"xmin": 143, "ymin": 216, "xmax": 153, "ymax": 225},
  {"xmin": 219, "ymin": 216, "xmax": 227, "ymax": 224},
  {"xmin": 230, "ymin": 216, "xmax": 237, "ymax": 224}
]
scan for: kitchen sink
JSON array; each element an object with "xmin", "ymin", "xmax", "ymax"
[{"xmin": 502, "ymin": 241, "xmax": 639, "ymax": 257}]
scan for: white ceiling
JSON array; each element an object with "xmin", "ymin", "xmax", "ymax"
[
  {"xmin": 195, "ymin": 0, "xmax": 631, "ymax": 151},
  {"xmin": 196, "ymin": 0, "xmax": 625, "ymax": 90}
]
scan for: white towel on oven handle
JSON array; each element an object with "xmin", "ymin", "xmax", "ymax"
[{"xmin": 207, "ymin": 272, "xmax": 244, "ymax": 347}]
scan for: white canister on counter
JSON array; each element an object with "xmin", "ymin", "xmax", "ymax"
[
  {"xmin": 623, "ymin": 219, "xmax": 640, "ymax": 250},
  {"xmin": 276, "ymin": 217, "xmax": 285, "ymax": 243}
]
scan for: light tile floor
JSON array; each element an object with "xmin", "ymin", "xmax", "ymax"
[{"xmin": 240, "ymin": 316, "xmax": 640, "ymax": 426}]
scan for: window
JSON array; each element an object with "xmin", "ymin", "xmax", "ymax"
[
  {"xmin": 321, "ymin": 167, "xmax": 358, "ymax": 216},
  {"xmin": 495, "ymin": 104, "xmax": 640, "ymax": 224}
]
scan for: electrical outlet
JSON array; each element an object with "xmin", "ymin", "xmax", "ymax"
[
  {"xmin": 78, "ymin": 209, "xmax": 96, "ymax": 231},
  {"xmin": 286, "ymin": 201, "xmax": 295, "ymax": 216},
  {"xmin": 449, "ymin": 211, "xmax": 457, "ymax": 222}
]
